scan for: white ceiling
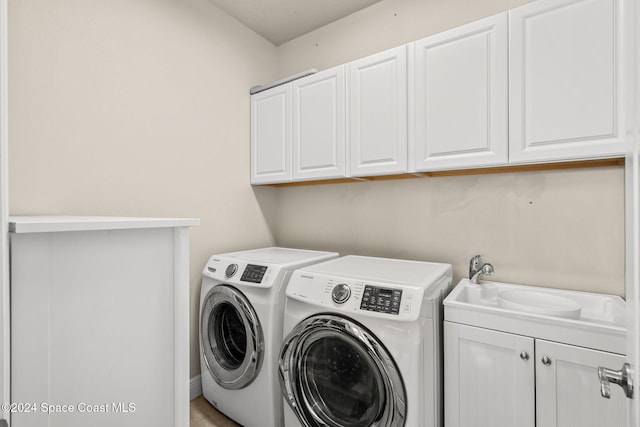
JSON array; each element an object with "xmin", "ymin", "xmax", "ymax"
[{"xmin": 208, "ymin": 0, "xmax": 383, "ymax": 46}]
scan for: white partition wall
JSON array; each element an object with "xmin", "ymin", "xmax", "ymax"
[
  {"xmin": 0, "ymin": 0, "xmax": 8, "ymax": 423},
  {"xmin": 625, "ymin": 99, "xmax": 640, "ymax": 427},
  {"xmin": 9, "ymin": 217, "xmax": 198, "ymax": 427},
  {"xmin": 626, "ymin": 0, "xmax": 640, "ymax": 417}
]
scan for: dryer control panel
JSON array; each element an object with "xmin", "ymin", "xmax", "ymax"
[
  {"xmin": 203, "ymin": 257, "xmax": 278, "ymax": 288},
  {"xmin": 240, "ymin": 264, "xmax": 268, "ymax": 283}
]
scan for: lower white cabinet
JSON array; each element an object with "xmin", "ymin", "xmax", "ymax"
[
  {"xmin": 444, "ymin": 323, "xmax": 534, "ymax": 427},
  {"xmin": 445, "ymin": 322, "xmax": 627, "ymax": 427},
  {"xmin": 536, "ymin": 340, "xmax": 627, "ymax": 427}
]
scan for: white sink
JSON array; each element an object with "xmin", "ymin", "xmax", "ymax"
[
  {"xmin": 496, "ymin": 289, "xmax": 582, "ymax": 319},
  {"xmin": 443, "ymin": 278, "xmax": 626, "ymax": 354}
]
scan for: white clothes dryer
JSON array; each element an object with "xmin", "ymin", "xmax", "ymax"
[
  {"xmin": 199, "ymin": 247, "xmax": 338, "ymax": 427},
  {"xmin": 279, "ymin": 255, "xmax": 452, "ymax": 427}
]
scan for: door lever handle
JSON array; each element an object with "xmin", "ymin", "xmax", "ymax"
[{"xmin": 598, "ymin": 363, "xmax": 633, "ymax": 399}]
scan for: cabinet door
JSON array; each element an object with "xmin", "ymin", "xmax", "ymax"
[
  {"xmin": 509, "ymin": 0, "xmax": 627, "ymax": 163},
  {"xmin": 410, "ymin": 13, "xmax": 508, "ymax": 171},
  {"xmin": 250, "ymin": 84, "xmax": 292, "ymax": 184},
  {"xmin": 444, "ymin": 322, "xmax": 535, "ymax": 427},
  {"xmin": 536, "ymin": 340, "xmax": 628, "ymax": 427},
  {"xmin": 349, "ymin": 46, "xmax": 407, "ymax": 176},
  {"xmin": 292, "ymin": 66, "xmax": 346, "ymax": 181}
]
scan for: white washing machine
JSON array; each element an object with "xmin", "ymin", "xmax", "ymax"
[
  {"xmin": 279, "ymin": 255, "xmax": 452, "ymax": 427},
  {"xmin": 199, "ymin": 247, "xmax": 338, "ymax": 427}
]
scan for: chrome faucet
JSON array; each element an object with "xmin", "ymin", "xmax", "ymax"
[{"xmin": 469, "ymin": 254, "xmax": 494, "ymax": 284}]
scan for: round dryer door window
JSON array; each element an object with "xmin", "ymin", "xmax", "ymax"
[
  {"xmin": 201, "ymin": 285, "xmax": 264, "ymax": 390},
  {"xmin": 279, "ymin": 314, "xmax": 406, "ymax": 427}
]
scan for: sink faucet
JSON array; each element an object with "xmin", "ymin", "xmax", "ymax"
[{"xmin": 469, "ymin": 254, "xmax": 494, "ymax": 284}]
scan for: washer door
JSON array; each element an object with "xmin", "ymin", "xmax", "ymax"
[
  {"xmin": 201, "ymin": 285, "xmax": 264, "ymax": 390},
  {"xmin": 279, "ymin": 314, "xmax": 406, "ymax": 427}
]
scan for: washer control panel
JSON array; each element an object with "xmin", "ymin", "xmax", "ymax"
[
  {"xmin": 240, "ymin": 264, "xmax": 268, "ymax": 283},
  {"xmin": 286, "ymin": 272, "xmax": 425, "ymax": 321},
  {"xmin": 360, "ymin": 285, "xmax": 402, "ymax": 315}
]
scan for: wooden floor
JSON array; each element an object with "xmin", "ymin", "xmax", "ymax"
[{"xmin": 190, "ymin": 395, "xmax": 242, "ymax": 427}]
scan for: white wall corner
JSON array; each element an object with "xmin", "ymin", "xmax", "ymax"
[{"xmin": 190, "ymin": 375, "xmax": 202, "ymax": 400}]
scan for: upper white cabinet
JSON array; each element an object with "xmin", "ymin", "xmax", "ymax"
[
  {"xmin": 349, "ymin": 46, "xmax": 408, "ymax": 176},
  {"xmin": 250, "ymin": 84, "xmax": 292, "ymax": 184},
  {"xmin": 410, "ymin": 13, "xmax": 508, "ymax": 171},
  {"xmin": 509, "ymin": 0, "xmax": 627, "ymax": 163},
  {"xmin": 292, "ymin": 66, "xmax": 346, "ymax": 181},
  {"xmin": 251, "ymin": 67, "xmax": 346, "ymax": 184},
  {"xmin": 250, "ymin": 0, "xmax": 632, "ymax": 184}
]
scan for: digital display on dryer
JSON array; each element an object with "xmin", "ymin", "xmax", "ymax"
[
  {"xmin": 240, "ymin": 264, "xmax": 268, "ymax": 283},
  {"xmin": 360, "ymin": 285, "xmax": 402, "ymax": 315}
]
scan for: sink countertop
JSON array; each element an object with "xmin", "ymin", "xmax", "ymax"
[{"xmin": 444, "ymin": 278, "xmax": 626, "ymax": 354}]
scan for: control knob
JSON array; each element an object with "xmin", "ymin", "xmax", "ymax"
[
  {"xmin": 332, "ymin": 284, "xmax": 351, "ymax": 304},
  {"xmin": 225, "ymin": 264, "xmax": 238, "ymax": 278}
]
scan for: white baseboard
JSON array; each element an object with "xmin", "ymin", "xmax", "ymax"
[{"xmin": 190, "ymin": 375, "xmax": 202, "ymax": 400}]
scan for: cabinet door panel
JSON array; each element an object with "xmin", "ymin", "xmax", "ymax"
[
  {"xmin": 509, "ymin": 0, "xmax": 626, "ymax": 163},
  {"xmin": 536, "ymin": 340, "xmax": 627, "ymax": 427},
  {"xmin": 349, "ymin": 46, "xmax": 407, "ymax": 176},
  {"xmin": 292, "ymin": 67, "xmax": 346, "ymax": 181},
  {"xmin": 250, "ymin": 85, "xmax": 292, "ymax": 184},
  {"xmin": 444, "ymin": 322, "xmax": 535, "ymax": 427},
  {"xmin": 411, "ymin": 13, "xmax": 508, "ymax": 171}
]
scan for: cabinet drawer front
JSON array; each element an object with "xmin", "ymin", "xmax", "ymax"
[{"xmin": 509, "ymin": 0, "xmax": 627, "ymax": 163}]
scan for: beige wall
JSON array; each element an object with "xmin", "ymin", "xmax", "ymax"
[
  {"xmin": 278, "ymin": 0, "xmax": 534, "ymax": 76},
  {"xmin": 8, "ymin": 0, "xmax": 279, "ymax": 377},
  {"xmin": 273, "ymin": 168, "xmax": 625, "ymax": 294},
  {"xmin": 273, "ymin": 0, "xmax": 626, "ymax": 295}
]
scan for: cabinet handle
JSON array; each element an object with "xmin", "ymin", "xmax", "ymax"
[
  {"xmin": 542, "ymin": 355, "xmax": 552, "ymax": 366},
  {"xmin": 520, "ymin": 351, "xmax": 529, "ymax": 361},
  {"xmin": 598, "ymin": 363, "xmax": 633, "ymax": 399}
]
